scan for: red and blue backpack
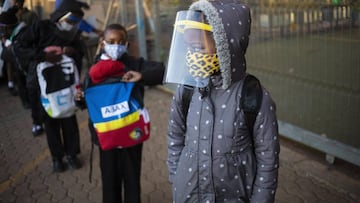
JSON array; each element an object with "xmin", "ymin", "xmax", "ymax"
[{"xmin": 85, "ymin": 81, "xmax": 150, "ymax": 150}]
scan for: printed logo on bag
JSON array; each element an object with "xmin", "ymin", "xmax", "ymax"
[
  {"xmin": 101, "ymin": 101, "xmax": 129, "ymax": 118},
  {"xmin": 129, "ymin": 128, "xmax": 142, "ymax": 140}
]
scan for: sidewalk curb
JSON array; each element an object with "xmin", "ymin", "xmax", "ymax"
[{"xmin": 280, "ymin": 145, "xmax": 360, "ymax": 202}]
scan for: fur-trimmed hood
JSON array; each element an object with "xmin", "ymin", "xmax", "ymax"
[{"xmin": 189, "ymin": 0, "xmax": 251, "ymax": 89}]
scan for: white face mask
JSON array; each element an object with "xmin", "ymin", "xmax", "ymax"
[
  {"xmin": 104, "ymin": 42, "xmax": 128, "ymax": 60},
  {"xmin": 57, "ymin": 21, "xmax": 75, "ymax": 31}
]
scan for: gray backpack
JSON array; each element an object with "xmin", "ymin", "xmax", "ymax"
[{"xmin": 181, "ymin": 74, "xmax": 263, "ymax": 135}]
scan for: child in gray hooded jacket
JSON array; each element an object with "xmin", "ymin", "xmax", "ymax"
[{"xmin": 165, "ymin": 1, "xmax": 280, "ymax": 203}]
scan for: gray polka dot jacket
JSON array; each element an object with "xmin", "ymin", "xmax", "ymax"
[{"xmin": 167, "ymin": 1, "xmax": 280, "ymax": 203}]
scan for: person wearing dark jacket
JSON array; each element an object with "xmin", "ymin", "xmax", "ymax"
[
  {"xmin": 7, "ymin": 0, "xmax": 38, "ymax": 110},
  {"xmin": 0, "ymin": 8, "xmax": 30, "ymax": 108},
  {"xmin": 13, "ymin": 0, "xmax": 88, "ymax": 172},
  {"xmin": 0, "ymin": 8, "xmax": 18, "ymax": 96},
  {"xmin": 75, "ymin": 23, "xmax": 165, "ymax": 203}
]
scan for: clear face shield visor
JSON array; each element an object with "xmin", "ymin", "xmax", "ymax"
[{"xmin": 164, "ymin": 10, "xmax": 218, "ymax": 88}]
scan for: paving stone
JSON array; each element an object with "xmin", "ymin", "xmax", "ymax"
[
  {"xmin": 142, "ymin": 179, "xmax": 156, "ymax": 194},
  {"xmin": 36, "ymin": 193, "xmax": 53, "ymax": 203},
  {"xmin": 56, "ymin": 197, "xmax": 73, "ymax": 203},
  {"xmin": 0, "ymin": 187, "xmax": 16, "ymax": 202},
  {"xmin": 31, "ymin": 189, "xmax": 49, "ymax": 199},
  {"xmin": 59, "ymin": 175, "xmax": 79, "ymax": 188},
  {"xmin": 14, "ymin": 195, "xmax": 37, "ymax": 203},
  {"xmin": 88, "ymin": 186, "xmax": 102, "ymax": 203},
  {"xmin": 70, "ymin": 191, "xmax": 91, "ymax": 202},
  {"xmin": 67, "ymin": 183, "xmax": 84, "ymax": 198},
  {"xmin": 28, "ymin": 181, "xmax": 48, "ymax": 196},
  {"xmin": 43, "ymin": 174, "xmax": 60, "ymax": 187},
  {"xmin": 148, "ymin": 189, "xmax": 171, "ymax": 203},
  {"xmin": 13, "ymin": 182, "xmax": 31, "ymax": 196},
  {"xmin": 48, "ymin": 187, "xmax": 67, "ymax": 202},
  {"xmin": 81, "ymin": 180, "xmax": 98, "ymax": 192},
  {"xmin": 0, "ymin": 165, "xmax": 10, "ymax": 182}
]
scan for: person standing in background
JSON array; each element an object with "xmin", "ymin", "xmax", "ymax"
[
  {"xmin": 13, "ymin": 0, "xmax": 88, "ymax": 172},
  {"xmin": 5, "ymin": 0, "xmax": 38, "ymax": 109},
  {"xmin": 0, "ymin": 7, "xmax": 30, "ymax": 108},
  {"xmin": 11, "ymin": 0, "xmax": 38, "ymax": 26}
]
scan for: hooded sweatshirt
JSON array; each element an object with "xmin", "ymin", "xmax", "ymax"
[{"xmin": 167, "ymin": 1, "xmax": 280, "ymax": 203}]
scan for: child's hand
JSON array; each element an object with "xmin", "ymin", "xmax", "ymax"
[
  {"xmin": 44, "ymin": 46, "xmax": 63, "ymax": 54},
  {"xmin": 75, "ymin": 88, "xmax": 84, "ymax": 101},
  {"xmin": 4, "ymin": 39, "xmax": 12, "ymax": 47},
  {"xmin": 44, "ymin": 46, "xmax": 62, "ymax": 63},
  {"xmin": 122, "ymin": 71, "xmax": 142, "ymax": 82}
]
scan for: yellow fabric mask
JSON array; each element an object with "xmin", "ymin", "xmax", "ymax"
[{"xmin": 186, "ymin": 50, "xmax": 220, "ymax": 79}]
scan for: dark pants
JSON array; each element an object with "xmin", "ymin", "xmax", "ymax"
[
  {"xmin": 44, "ymin": 114, "xmax": 80, "ymax": 159},
  {"xmin": 28, "ymin": 88, "xmax": 43, "ymax": 125},
  {"xmin": 16, "ymin": 70, "xmax": 30, "ymax": 107},
  {"xmin": 99, "ymin": 143, "xmax": 143, "ymax": 203}
]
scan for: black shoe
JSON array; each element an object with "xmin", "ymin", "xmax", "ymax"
[
  {"xmin": 32, "ymin": 125, "xmax": 44, "ymax": 136},
  {"xmin": 53, "ymin": 158, "xmax": 65, "ymax": 173},
  {"xmin": 67, "ymin": 155, "xmax": 81, "ymax": 169},
  {"xmin": 22, "ymin": 102, "xmax": 31, "ymax": 109},
  {"xmin": 8, "ymin": 87, "xmax": 18, "ymax": 96}
]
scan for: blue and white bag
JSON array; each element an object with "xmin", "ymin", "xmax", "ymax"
[{"xmin": 37, "ymin": 55, "xmax": 79, "ymax": 118}]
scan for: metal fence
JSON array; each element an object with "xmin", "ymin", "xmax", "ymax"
[{"xmin": 248, "ymin": 3, "xmax": 360, "ymax": 166}]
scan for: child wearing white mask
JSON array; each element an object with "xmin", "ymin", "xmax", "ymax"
[
  {"xmin": 75, "ymin": 23, "xmax": 165, "ymax": 203},
  {"xmin": 102, "ymin": 41, "xmax": 128, "ymax": 61}
]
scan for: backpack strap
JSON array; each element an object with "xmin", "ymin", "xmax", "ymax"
[
  {"xmin": 240, "ymin": 74, "xmax": 263, "ymax": 136},
  {"xmin": 180, "ymin": 74, "xmax": 262, "ymax": 136},
  {"xmin": 10, "ymin": 46, "xmax": 27, "ymax": 76},
  {"xmin": 181, "ymin": 85, "xmax": 194, "ymax": 122}
]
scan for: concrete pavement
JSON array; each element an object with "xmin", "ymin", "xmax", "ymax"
[{"xmin": 0, "ymin": 83, "xmax": 359, "ymax": 203}]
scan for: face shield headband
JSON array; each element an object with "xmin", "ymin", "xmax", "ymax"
[
  {"xmin": 174, "ymin": 20, "xmax": 212, "ymax": 33},
  {"xmin": 55, "ymin": 12, "xmax": 83, "ymax": 40},
  {"xmin": 56, "ymin": 12, "xmax": 82, "ymax": 32},
  {"xmin": 58, "ymin": 12, "xmax": 82, "ymax": 25}
]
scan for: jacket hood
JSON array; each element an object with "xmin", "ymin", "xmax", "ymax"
[
  {"xmin": 50, "ymin": 0, "xmax": 85, "ymax": 22},
  {"xmin": 189, "ymin": 0, "xmax": 251, "ymax": 89}
]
